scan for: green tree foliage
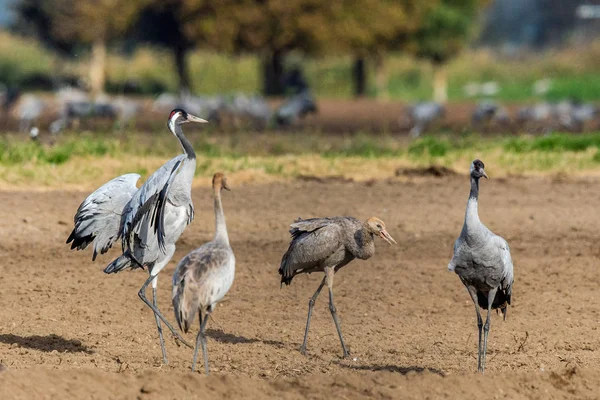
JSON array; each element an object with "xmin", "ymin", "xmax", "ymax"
[
  {"xmin": 134, "ymin": 0, "xmax": 242, "ymax": 94},
  {"xmin": 13, "ymin": 0, "xmax": 147, "ymax": 94},
  {"xmin": 408, "ymin": 0, "xmax": 488, "ymax": 102},
  {"xmin": 51, "ymin": 0, "xmax": 148, "ymax": 94},
  {"xmin": 328, "ymin": 0, "xmax": 436, "ymax": 97},
  {"xmin": 12, "ymin": 0, "xmax": 76, "ymax": 57}
]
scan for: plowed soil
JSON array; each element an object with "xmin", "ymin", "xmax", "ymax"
[{"xmin": 1, "ymin": 175, "xmax": 600, "ymax": 399}]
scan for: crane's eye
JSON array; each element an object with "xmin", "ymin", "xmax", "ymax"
[{"xmin": 377, "ymin": 224, "xmax": 382, "ymax": 229}]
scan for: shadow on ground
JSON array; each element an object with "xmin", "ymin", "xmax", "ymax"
[
  {"xmin": 206, "ymin": 328, "xmax": 287, "ymax": 348},
  {"xmin": 0, "ymin": 334, "xmax": 93, "ymax": 354},
  {"xmin": 339, "ymin": 362, "xmax": 445, "ymax": 376}
]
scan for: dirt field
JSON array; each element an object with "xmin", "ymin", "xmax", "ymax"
[{"xmin": 1, "ymin": 174, "xmax": 600, "ymax": 399}]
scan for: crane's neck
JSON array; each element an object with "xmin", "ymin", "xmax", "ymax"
[
  {"xmin": 353, "ymin": 226, "xmax": 375, "ymax": 260},
  {"xmin": 213, "ymin": 189, "xmax": 229, "ymax": 244},
  {"xmin": 172, "ymin": 123, "xmax": 196, "ymax": 160},
  {"xmin": 464, "ymin": 176, "xmax": 481, "ymax": 231}
]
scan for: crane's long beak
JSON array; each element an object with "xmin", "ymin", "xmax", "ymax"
[
  {"xmin": 380, "ymin": 229, "xmax": 397, "ymax": 245},
  {"xmin": 187, "ymin": 114, "xmax": 208, "ymax": 124},
  {"xmin": 482, "ymin": 169, "xmax": 488, "ymax": 179}
]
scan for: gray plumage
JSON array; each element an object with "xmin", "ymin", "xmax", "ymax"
[
  {"xmin": 279, "ymin": 216, "xmax": 396, "ymax": 358},
  {"xmin": 406, "ymin": 101, "xmax": 445, "ymax": 137},
  {"xmin": 66, "ymin": 173, "xmax": 140, "ymax": 261},
  {"xmin": 448, "ymin": 159, "xmax": 514, "ymax": 373},
  {"xmin": 472, "ymin": 102, "xmax": 511, "ymax": 126},
  {"xmin": 66, "ymin": 108, "xmax": 207, "ymax": 364},
  {"xmin": 275, "ymin": 90, "xmax": 317, "ymax": 126},
  {"xmin": 172, "ymin": 173, "xmax": 235, "ymax": 374},
  {"xmin": 16, "ymin": 94, "xmax": 46, "ymax": 132}
]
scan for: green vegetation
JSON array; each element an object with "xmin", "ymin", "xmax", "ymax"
[
  {"xmin": 2, "ymin": 131, "xmax": 600, "ymax": 189},
  {"xmin": 5, "ymin": 131, "xmax": 600, "ymax": 165},
  {"xmin": 1, "ymin": 30, "xmax": 600, "ymax": 101}
]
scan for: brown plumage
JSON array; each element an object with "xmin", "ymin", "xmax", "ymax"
[
  {"xmin": 172, "ymin": 172, "xmax": 234, "ymax": 373},
  {"xmin": 279, "ymin": 216, "xmax": 396, "ymax": 358}
]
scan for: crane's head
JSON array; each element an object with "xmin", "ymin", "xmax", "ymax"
[
  {"xmin": 212, "ymin": 172, "xmax": 230, "ymax": 192},
  {"xmin": 366, "ymin": 217, "xmax": 397, "ymax": 245},
  {"xmin": 470, "ymin": 159, "xmax": 488, "ymax": 180},
  {"xmin": 168, "ymin": 109, "xmax": 207, "ymax": 134}
]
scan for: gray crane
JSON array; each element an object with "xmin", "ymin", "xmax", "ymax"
[
  {"xmin": 448, "ymin": 159, "xmax": 514, "ymax": 373},
  {"xmin": 66, "ymin": 109, "xmax": 207, "ymax": 364},
  {"xmin": 405, "ymin": 102, "xmax": 445, "ymax": 137},
  {"xmin": 275, "ymin": 90, "xmax": 317, "ymax": 126},
  {"xmin": 172, "ymin": 173, "xmax": 235, "ymax": 374},
  {"xmin": 16, "ymin": 94, "xmax": 46, "ymax": 132},
  {"xmin": 472, "ymin": 101, "xmax": 511, "ymax": 128},
  {"xmin": 279, "ymin": 216, "xmax": 396, "ymax": 358}
]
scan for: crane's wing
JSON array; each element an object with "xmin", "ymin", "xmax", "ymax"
[
  {"xmin": 472, "ymin": 235, "xmax": 513, "ymax": 289},
  {"xmin": 122, "ymin": 156, "xmax": 186, "ymax": 254},
  {"xmin": 66, "ymin": 173, "xmax": 140, "ymax": 260},
  {"xmin": 172, "ymin": 250, "xmax": 201, "ymax": 333},
  {"xmin": 279, "ymin": 218, "xmax": 342, "ymax": 285},
  {"xmin": 494, "ymin": 235, "xmax": 514, "ymax": 296},
  {"xmin": 172, "ymin": 243, "xmax": 227, "ymax": 332}
]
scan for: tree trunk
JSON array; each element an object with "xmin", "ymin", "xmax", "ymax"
[
  {"xmin": 432, "ymin": 63, "xmax": 448, "ymax": 104},
  {"xmin": 89, "ymin": 38, "xmax": 107, "ymax": 97},
  {"xmin": 262, "ymin": 49, "xmax": 285, "ymax": 96},
  {"xmin": 352, "ymin": 56, "xmax": 366, "ymax": 97},
  {"xmin": 174, "ymin": 44, "xmax": 191, "ymax": 96},
  {"xmin": 374, "ymin": 55, "xmax": 388, "ymax": 101}
]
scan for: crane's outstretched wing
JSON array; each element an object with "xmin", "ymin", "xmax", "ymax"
[
  {"xmin": 66, "ymin": 173, "xmax": 140, "ymax": 260},
  {"xmin": 279, "ymin": 218, "xmax": 341, "ymax": 285}
]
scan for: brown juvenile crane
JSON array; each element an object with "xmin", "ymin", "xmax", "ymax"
[
  {"xmin": 172, "ymin": 173, "xmax": 235, "ymax": 374},
  {"xmin": 279, "ymin": 216, "xmax": 397, "ymax": 358}
]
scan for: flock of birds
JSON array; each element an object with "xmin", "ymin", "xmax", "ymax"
[
  {"xmin": 3, "ymin": 87, "xmax": 317, "ymax": 139},
  {"xmin": 405, "ymin": 99, "xmax": 599, "ymax": 136},
  {"xmin": 66, "ymin": 109, "xmax": 514, "ymax": 374}
]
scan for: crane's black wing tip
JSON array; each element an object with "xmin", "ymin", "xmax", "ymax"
[{"xmin": 67, "ymin": 233, "xmax": 94, "ymax": 251}]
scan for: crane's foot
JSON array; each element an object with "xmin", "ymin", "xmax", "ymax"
[
  {"xmin": 341, "ymin": 349, "xmax": 351, "ymax": 359},
  {"xmin": 172, "ymin": 334, "xmax": 193, "ymax": 349},
  {"xmin": 299, "ymin": 345, "xmax": 308, "ymax": 356}
]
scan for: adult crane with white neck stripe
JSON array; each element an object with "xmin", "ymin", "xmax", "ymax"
[{"xmin": 67, "ymin": 109, "xmax": 206, "ymax": 364}]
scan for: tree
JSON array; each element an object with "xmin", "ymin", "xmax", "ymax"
[
  {"xmin": 47, "ymin": 0, "xmax": 146, "ymax": 95},
  {"xmin": 222, "ymin": 0, "xmax": 335, "ymax": 96},
  {"xmin": 12, "ymin": 0, "xmax": 77, "ymax": 57},
  {"xmin": 327, "ymin": 0, "xmax": 434, "ymax": 98},
  {"xmin": 408, "ymin": 0, "xmax": 488, "ymax": 103},
  {"xmin": 133, "ymin": 0, "xmax": 238, "ymax": 95}
]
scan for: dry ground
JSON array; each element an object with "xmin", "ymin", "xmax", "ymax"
[{"xmin": 1, "ymin": 175, "xmax": 600, "ymax": 399}]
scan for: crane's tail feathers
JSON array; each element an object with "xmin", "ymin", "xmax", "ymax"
[
  {"xmin": 104, "ymin": 254, "xmax": 134, "ymax": 274},
  {"xmin": 278, "ymin": 255, "xmax": 295, "ymax": 286},
  {"xmin": 477, "ymin": 289, "xmax": 511, "ymax": 317}
]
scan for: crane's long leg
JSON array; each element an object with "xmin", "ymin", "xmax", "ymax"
[
  {"xmin": 481, "ymin": 288, "xmax": 498, "ymax": 374},
  {"xmin": 151, "ymin": 275, "xmax": 168, "ymax": 365},
  {"xmin": 138, "ymin": 274, "xmax": 193, "ymax": 349},
  {"xmin": 466, "ymin": 286, "xmax": 484, "ymax": 372},
  {"xmin": 299, "ymin": 276, "xmax": 327, "ymax": 356},
  {"xmin": 325, "ymin": 267, "xmax": 350, "ymax": 358},
  {"xmin": 192, "ymin": 310, "xmax": 211, "ymax": 375}
]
